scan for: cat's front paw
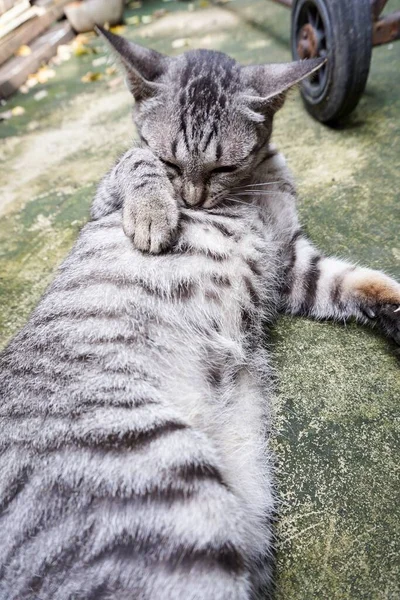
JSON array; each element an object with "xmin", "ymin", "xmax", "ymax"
[
  {"xmin": 350, "ymin": 269, "xmax": 400, "ymax": 345},
  {"xmin": 363, "ymin": 303, "xmax": 400, "ymax": 345},
  {"xmin": 123, "ymin": 190, "xmax": 179, "ymax": 254}
]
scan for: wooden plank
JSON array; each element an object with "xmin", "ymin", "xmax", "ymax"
[
  {"xmin": 0, "ymin": 7, "xmax": 45, "ymax": 41},
  {"xmin": 0, "ymin": 0, "xmax": 71, "ymax": 65},
  {"xmin": 0, "ymin": 0, "xmax": 30, "ymax": 29},
  {"xmin": 0, "ymin": 0, "xmax": 25, "ymax": 18},
  {"xmin": 0, "ymin": 20, "xmax": 74, "ymax": 99}
]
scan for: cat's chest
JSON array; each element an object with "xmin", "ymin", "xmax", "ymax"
[
  {"xmin": 70, "ymin": 210, "xmax": 279, "ymax": 331},
  {"xmin": 176, "ymin": 210, "xmax": 279, "ymax": 312}
]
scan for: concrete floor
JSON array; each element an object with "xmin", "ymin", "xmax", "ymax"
[{"xmin": 1, "ymin": 0, "xmax": 399, "ymax": 597}]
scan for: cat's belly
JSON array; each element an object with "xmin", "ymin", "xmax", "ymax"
[
  {"xmin": 2, "ymin": 208, "xmax": 279, "ymax": 411},
  {"xmin": 0, "ymin": 208, "xmax": 277, "ymax": 593}
]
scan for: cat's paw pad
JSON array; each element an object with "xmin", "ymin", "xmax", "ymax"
[
  {"xmin": 123, "ymin": 191, "xmax": 179, "ymax": 254},
  {"xmin": 363, "ymin": 303, "xmax": 400, "ymax": 345}
]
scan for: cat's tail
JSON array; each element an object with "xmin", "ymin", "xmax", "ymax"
[{"xmin": 0, "ymin": 400, "xmax": 272, "ymax": 600}]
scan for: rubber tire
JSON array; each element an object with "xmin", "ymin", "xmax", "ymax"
[{"xmin": 291, "ymin": 0, "xmax": 373, "ymax": 125}]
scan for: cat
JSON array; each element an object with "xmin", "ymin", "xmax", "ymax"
[{"xmin": 0, "ymin": 26, "xmax": 399, "ymax": 600}]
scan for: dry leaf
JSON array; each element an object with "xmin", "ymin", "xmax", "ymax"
[
  {"xmin": 105, "ymin": 65, "xmax": 118, "ymax": 76},
  {"xmin": 26, "ymin": 77, "xmax": 38, "ymax": 89},
  {"xmin": 15, "ymin": 45, "xmax": 31, "ymax": 57},
  {"xmin": 76, "ymin": 33, "xmax": 94, "ymax": 44},
  {"xmin": 72, "ymin": 40, "xmax": 93, "ymax": 56},
  {"xmin": 172, "ymin": 38, "xmax": 190, "ymax": 49},
  {"xmin": 57, "ymin": 44, "xmax": 73, "ymax": 61},
  {"xmin": 92, "ymin": 56, "xmax": 107, "ymax": 67},
  {"xmin": 37, "ymin": 67, "xmax": 55, "ymax": 83},
  {"xmin": 110, "ymin": 25, "xmax": 126, "ymax": 35},
  {"xmin": 26, "ymin": 66, "xmax": 55, "ymax": 87},
  {"xmin": 26, "ymin": 78, "xmax": 38, "ymax": 89},
  {"xmin": 12, "ymin": 106, "xmax": 25, "ymax": 116},
  {"xmin": 34, "ymin": 90, "xmax": 48, "ymax": 101},
  {"xmin": 199, "ymin": 0, "xmax": 210, "ymax": 6},
  {"xmin": 125, "ymin": 15, "xmax": 140, "ymax": 25},
  {"xmin": 81, "ymin": 71, "xmax": 103, "ymax": 83}
]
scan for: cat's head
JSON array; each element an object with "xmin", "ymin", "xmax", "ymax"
[{"xmin": 97, "ymin": 27, "xmax": 324, "ymax": 209}]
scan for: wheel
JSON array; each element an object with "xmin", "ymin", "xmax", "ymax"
[{"xmin": 291, "ymin": 0, "xmax": 373, "ymax": 125}]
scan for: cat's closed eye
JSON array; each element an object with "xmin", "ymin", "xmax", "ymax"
[
  {"xmin": 211, "ymin": 165, "xmax": 238, "ymax": 174},
  {"xmin": 160, "ymin": 158, "xmax": 182, "ymax": 174}
]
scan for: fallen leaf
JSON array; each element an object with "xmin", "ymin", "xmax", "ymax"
[
  {"xmin": 81, "ymin": 71, "xmax": 103, "ymax": 83},
  {"xmin": 76, "ymin": 33, "xmax": 94, "ymax": 44},
  {"xmin": 27, "ymin": 66, "xmax": 56, "ymax": 86},
  {"xmin": 72, "ymin": 40, "xmax": 93, "ymax": 56},
  {"xmin": 15, "ymin": 45, "xmax": 31, "ymax": 57},
  {"xmin": 105, "ymin": 65, "xmax": 118, "ymax": 76},
  {"xmin": 12, "ymin": 106, "xmax": 25, "ymax": 116},
  {"xmin": 92, "ymin": 56, "xmax": 108, "ymax": 67},
  {"xmin": 141, "ymin": 15, "xmax": 152, "ymax": 24},
  {"xmin": 19, "ymin": 84, "xmax": 29, "ymax": 94},
  {"xmin": 128, "ymin": 0, "xmax": 142, "ymax": 8},
  {"xmin": 37, "ymin": 67, "xmax": 56, "ymax": 83},
  {"xmin": 34, "ymin": 90, "xmax": 48, "ymax": 101},
  {"xmin": 110, "ymin": 25, "xmax": 126, "ymax": 34},
  {"xmin": 57, "ymin": 44, "xmax": 73, "ymax": 61},
  {"xmin": 172, "ymin": 38, "xmax": 190, "ymax": 49},
  {"xmin": 125, "ymin": 15, "xmax": 140, "ymax": 25},
  {"xmin": 199, "ymin": 0, "xmax": 210, "ymax": 6},
  {"xmin": 26, "ymin": 77, "xmax": 38, "ymax": 89}
]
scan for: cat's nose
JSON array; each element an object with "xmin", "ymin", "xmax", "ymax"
[
  {"xmin": 182, "ymin": 196, "xmax": 202, "ymax": 208},
  {"xmin": 182, "ymin": 182, "xmax": 205, "ymax": 207}
]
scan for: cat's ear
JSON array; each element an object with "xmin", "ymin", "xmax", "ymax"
[
  {"xmin": 95, "ymin": 26, "xmax": 168, "ymax": 101},
  {"xmin": 241, "ymin": 58, "xmax": 326, "ymax": 116}
]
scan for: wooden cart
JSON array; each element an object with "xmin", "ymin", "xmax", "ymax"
[{"xmin": 271, "ymin": 0, "xmax": 400, "ymax": 124}]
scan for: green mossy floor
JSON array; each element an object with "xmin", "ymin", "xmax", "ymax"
[{"xmin": 1, "ymin": 1, "xmax": 399, "ymax": 597}]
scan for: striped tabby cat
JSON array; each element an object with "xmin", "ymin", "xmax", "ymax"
[{"xmin": 1, "ymin": 27, "xmax": 399, "ymax": 600}]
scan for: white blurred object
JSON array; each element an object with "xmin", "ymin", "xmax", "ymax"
[{"xmin": 65, "ymin": 0, "xmax": 124, "ymax": 33}]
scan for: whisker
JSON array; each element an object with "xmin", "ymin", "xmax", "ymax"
[
  {"xmin": 232, "ymin": 181, "xmax": 284, "ymax": 190},
  {"xmin": 225, "ymin": 197, "xmax": 254, "ymax": 207},
  {"xmin": 210, "ymin": 193, "xmax": 227, "ymax": 203},
  {"xmin": 230, "ymin": 191, "xmax": 277, "ymax": 196}
]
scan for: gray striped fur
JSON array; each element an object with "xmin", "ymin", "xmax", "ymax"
[{"xmin": 1, "ymin": 34, "xmax": 399, "ymax": 600}]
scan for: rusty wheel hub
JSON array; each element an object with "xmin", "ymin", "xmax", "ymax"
[{"xmin": 297, "ymin": 23, "xmax": 319, "ymax": 59}]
